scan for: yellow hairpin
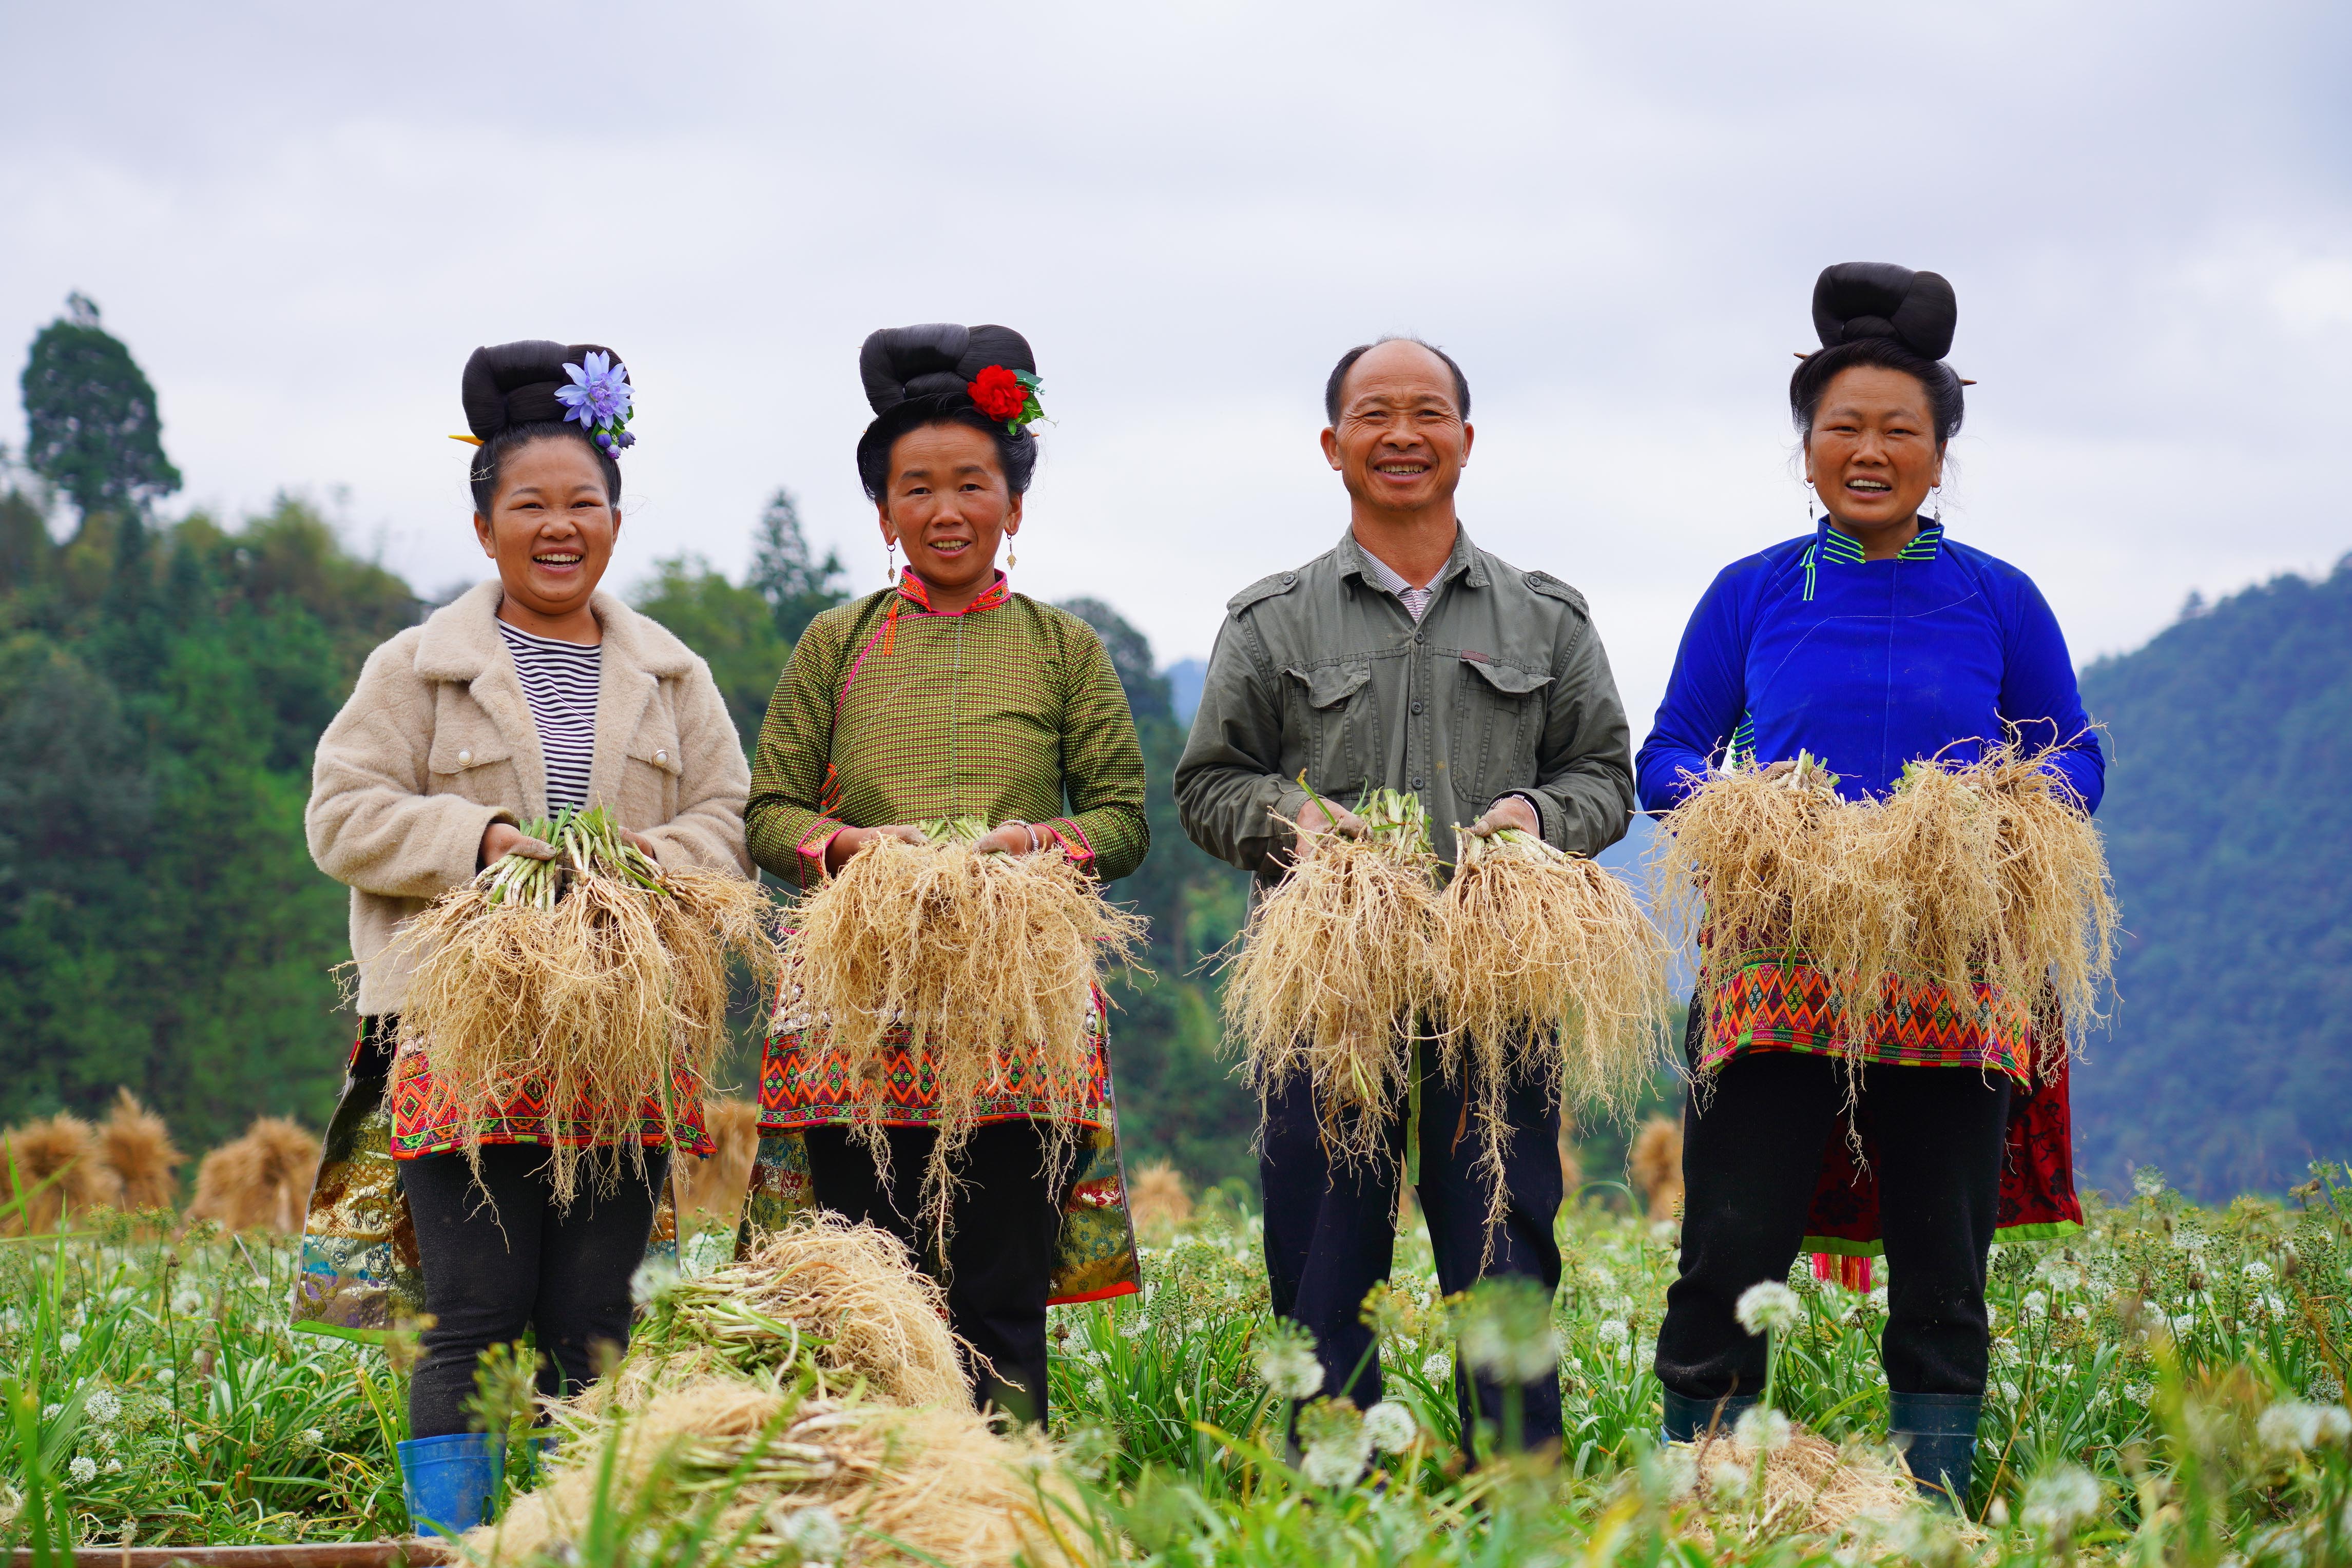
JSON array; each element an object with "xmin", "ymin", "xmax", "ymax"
[{"xmin": 449, "ymin": 434, "xmax": 484, "ymax": 447}]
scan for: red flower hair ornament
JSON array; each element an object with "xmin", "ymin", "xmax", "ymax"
[{"xmin": 967, "ymin": 363, "xmax": 1046, "ymax": 434}]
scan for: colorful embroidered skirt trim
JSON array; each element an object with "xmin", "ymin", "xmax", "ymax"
[
  {"xmin": 386, "ymin": 1022, "xmax": 715, "ymax": 1159},
  {"xmin": 758, "ymin": 986, "xmax": 1113, "ymax": 1132},
  {"xmin": 1703, "ymin": 950, "xmax": 2030, "ymax": 1080}
]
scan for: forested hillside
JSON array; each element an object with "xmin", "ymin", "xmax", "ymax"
[{"xmin": 2074, "ymin": 562, "xmax": 2352, "ymax": 1201}]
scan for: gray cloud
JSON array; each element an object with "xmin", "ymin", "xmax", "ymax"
[{"xmin": 4, "ymin": 1, "xmax": 2346, "ymax": 728}]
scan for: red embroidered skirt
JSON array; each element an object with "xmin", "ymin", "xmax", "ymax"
[
  {"xmin": 758, "ymin": 985, "xmax": 1113, "ymax": 1132},
  {"xmin": 388, "ymin": 1030, "xmax": 715, "ymax": 1160},
  {"xmin": 1702, "ymin": 951, "xmax": 2031, "ymax": 1080}
]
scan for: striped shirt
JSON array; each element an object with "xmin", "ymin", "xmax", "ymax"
[
  {"xmin": 1358, "ymin": 545, "xmax": 1436, "ymax": 622},
  {"xmin": 496, "ymin": 620, "xmax": 601, "ymax": 812}
]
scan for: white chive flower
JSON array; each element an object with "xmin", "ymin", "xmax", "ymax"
[
  {"xmin": 773, "ymin": 1504, "xmax": 843, "ymax": 1564},
  {"xmin": 68, "ymin": 1455, "xmax": 97, "ymax": 1486},
  {"xmin": 84, "ymin": 1388, "xmax": 121, "ymax": 1425},
  {"xmin": 2133, "ymin": 1166, "xmax": 2166, "ymax": 1198},
  {"xmin": 1733, "ymin": 1282, "xmax": 1800, "ymax": 1337},
  {"xmin": 56, "ymin": 1333, "xmax": 81, "ymax": 1354},
  {"xmin": 2020, "ymin": 1463, "xmax": 2100, "ymax": 1535},
  {"xmin": 1420, "ymin": 1350, "xmax": 1453, "ymax": 1384},
  {"xmin": 1252, "ymin": 1321, "xmax": 1325, "ymax": 1401},
  {"xmin": 1361, "ymin": 1401, "xmax": 1417, "ymax": 1454},
  {"xmin": 1734, "ymin": 1405, "xmax": 1792, "ymax": 1453},
  {"xmin": 2243, "ymin": 1260, "xmax": 2273, "ymax": 1286},
  {"xmin": 1595, "ymin": 1318, "xmax": 1629, "ymax": 1346}
]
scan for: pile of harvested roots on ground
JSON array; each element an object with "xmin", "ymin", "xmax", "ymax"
[
  {"xmin": 395, "ymin": 805, "xmax": 779, "ymax": 1205},
  {"xmin": 779, "ymin": 818, "xmax": 1144, "ymax": 1226},
  {"xmin": 472, "ymin": 1217, "xmax": 1091, "ymax": 1568},
  {"xmin": 1652, "ymin": 743, "xmax": 2118, "ymax": 1057},
  {"xmin": 1224, "ymin": 785, "xmax": 1669, "ymax": 1194}
]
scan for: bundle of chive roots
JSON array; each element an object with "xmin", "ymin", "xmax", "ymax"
[
  {"xmin": 1223, "ymin": 786, "xmax": 1668, "ymax": 1197},
  {"xmin": 396, "ymin": 806, "xmax": 779, "ymax": 1205},
  {"xmin": 778, "ymin": 819, "xmax": 1145, "ymax": 1226},
  {"xmin": 1652, "ymin": 743, "xmax": 2118, "ymax": 1062}
]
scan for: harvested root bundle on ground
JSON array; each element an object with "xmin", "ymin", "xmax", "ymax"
[
  {"xmin": 1129, "ymin": 1160, "xmax": 1193, "ymax": 1241},
  {"xmin": 780, "ymin": 825, "xmax": 1144, "ymax": 1218},
  {"xmin": 1436, "ymin": 827, "xmax": 1670, "ymax": 1215},
  {"xmin": 1630, "ymin": 1114, "xmax": 1684, "ymax": 1222},
  {"xmin": 1677, "ymin": 1420, "xmax": 1945, "ymax": 1541},
  {"xmin": 676, "ymin": 1096, "xmax": 761, "ymax": 1235},
  {"xmin": 395, "ymin": 805, "xmax": 779, "ymax": 1207},
  {"xmin": 186, "ymin": 1115, "xmax": 317, "ymax": 1233},
  {"xmin": 0, "ymin": 1114, "xmax": 123, "ymax": 1235},
  {"xmin": 604, "ymin": 1215, "xmax": 968, "ymax": 1412},
  {"xmin": 1654, "ymin": 745, "xmax": 2115, "ymax": 1058},
  {"xmin": 97, "ymin": 1089, "xmax": 183, "ymax": 1213},
  {"xmin": 1221, "ymin": 788, "xmax": 1441, "ymax": 1169},
  {"xmin": 474, "ymin": 1379, "xmax": 1091, "ymax": 1568}
]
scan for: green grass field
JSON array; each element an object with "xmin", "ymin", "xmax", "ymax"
[{"xmin": 3, "ymin": 1161, "xmax": 2348, "ymax": 1565}]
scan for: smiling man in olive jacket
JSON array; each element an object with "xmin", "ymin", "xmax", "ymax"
[{"xmin": 1175, "ymin": 337, "xmax": 1635, "ymax": 1458}]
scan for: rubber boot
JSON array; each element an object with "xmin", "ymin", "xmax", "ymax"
[
  {"xmin": 1662, "ymin": 1387, "xmax": 1758, "ymax": 1445},
  {"xmin": 398, "ymin": 1431, "xmax": 499, "ymax": 1536},
  {"xmin": 1889, "ymin": 1391, "xmax": 1981, "ymax": 1511}
]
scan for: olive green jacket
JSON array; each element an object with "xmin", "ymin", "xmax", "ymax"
[{"xmin": 1174, "ymin": 525, "xmax": 1635, "ymax": 882}]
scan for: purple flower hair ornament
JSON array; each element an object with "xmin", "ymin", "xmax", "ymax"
[{"xmin": 555, "ymin": 351, "xmax": 635, "ymax": 451}]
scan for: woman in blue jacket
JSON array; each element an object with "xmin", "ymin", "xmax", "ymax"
[{"xmin": 1637, "ymin": 263, "xmax": 2102, "ymax": 1506}]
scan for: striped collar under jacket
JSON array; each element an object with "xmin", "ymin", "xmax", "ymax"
[
  {"xmin": 1799, "ymin": 516, "xmax": 1944, "ymax": 601},
  {"xmin": 895, "ymin": 567, "xmax": 1011, "ymax": 616}
]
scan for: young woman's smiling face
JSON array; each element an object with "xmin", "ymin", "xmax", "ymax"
[
  {"xmin": 473, "ymin": 436, "xmax": 620, "ymax": 625},
  {"xmin": 1803, "ymin": 364, "xmax": 1944, "ymax": 543},
  {"xmin": 877, "ymin": 421, "xmax": 1021, "ymax": 602}
]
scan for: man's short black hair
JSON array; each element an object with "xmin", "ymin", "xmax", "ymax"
[{"xmin": 1323, "ymin": 336, "xmax": 1472, "ymax": 425}]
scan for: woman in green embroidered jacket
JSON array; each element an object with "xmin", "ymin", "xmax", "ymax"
[{"xmin": 742, "ymin": 323, "xmax": 1149, "ymax": 1425}]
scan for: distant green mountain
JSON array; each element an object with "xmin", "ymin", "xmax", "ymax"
[{"xmin": 2075, "ymin": 558, "xmax": 2352, "ymax": 1202}]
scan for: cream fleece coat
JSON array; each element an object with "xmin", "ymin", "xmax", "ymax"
[{"xmin": 307, "ymin": 580, "xmax": 752, "ymax": 1015}]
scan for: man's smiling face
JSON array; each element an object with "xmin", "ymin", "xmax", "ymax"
[{"xmin": 1322, "ymin": 339, "xmax": 1473, "ymax": 517}]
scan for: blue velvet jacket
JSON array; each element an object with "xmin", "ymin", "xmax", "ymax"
[{"xmin": 1635, "ymin": 519, "xmax": 2104, "ymax": 813}]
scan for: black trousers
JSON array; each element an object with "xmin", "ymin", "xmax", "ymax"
[
  {"xmin": 1260, "ymin": 1052, "xmax": 1565, "ymax": 1450},
  {"xmin": 800, "ymin": 1120, "xmax": 1065, "ymax": 1426},
  {"xmin": 398, "ymin": 1144, "xmax": 669, "ymax": 1440},
  {"xmin": 1655, "ymin": 1048, "xmax": 2011, "ymax": 1402}
]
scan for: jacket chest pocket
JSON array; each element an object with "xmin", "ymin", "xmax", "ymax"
[
  {"xmin": 1284, "ymin": 661, "xmax": 1378, "ymax": 797},
  {"xmin": 426, "ymin": 735, "xmax": 514, "ymax": 803},
  {"xmin": 1452, "ymin": 656, "xmax": 1551, "ymax": 787}
]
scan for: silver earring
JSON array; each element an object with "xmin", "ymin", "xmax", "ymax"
[
  {"xmin": 1806, "ymin": 482, "xmax": 1817, "ymax": 524},
  {"xmin": 886, "ymin": 539, "xmax": 898, "ymax": 578},
  {"xmin": 1925, "ymin": 486, "xmax": 1941, "ymax": 521}
]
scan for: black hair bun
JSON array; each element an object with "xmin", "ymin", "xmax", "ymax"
[
  {"xmin": 1810, "ymin": 263, "xmax": 1957, "ymax": 361},
  {"xmin": 461, "ymin": 340, "xmax": 625, "ymax": 438},
  {"xmin": 858, "ymin": 323, "xmax": 1035, "ymax": 416}
]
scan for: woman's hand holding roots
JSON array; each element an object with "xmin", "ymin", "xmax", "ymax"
[{"xmin": 824, "ymin": 823, "xmax": 928, "ymax": 875}]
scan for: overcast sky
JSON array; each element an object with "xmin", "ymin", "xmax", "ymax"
[{"xmin": 5, "ymin": 3, "xmax": 2347, "ymax": 733}]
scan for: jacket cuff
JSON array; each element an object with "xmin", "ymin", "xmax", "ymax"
[
  {"xmin": 1271, "ymin": 785, "xmax": 1314, "ymax": 859},
  {"xmin": 1492, "ymin": 788, "xmax": 1563, "ymax": 848},
  {"xmin": 793, "ymin": 818, "xmax": 848, "ymax": 887},
  {"xmin": 1041, "ymin": 818, "xmax": 1095, "ymax": 864}
]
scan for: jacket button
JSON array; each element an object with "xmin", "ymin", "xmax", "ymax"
[
  {"xmin": 1412, "ymin": 701, "xmax": 1423, "ymax": 714},
  {"xmin": 457, "ymin": 749, "xmax": 472, "ymax": 765},
  {"xmin": 654, "ymin": 749, "xmax": 668, "ymax": 764},
  {"xmin": 1412, "ymin": 778, "xmax": 1425, "ymax": 790},
  {"xmin": 1282, "ymin": 572, "xmax": 1296, "ymax": 585}
]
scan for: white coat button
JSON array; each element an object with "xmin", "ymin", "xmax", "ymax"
[
  {"xmin": 654, "ymin": 749, "xmax": 668, "ymax": 764},
  {"xmin": 457, "ymin": 749, "xmax": 472, "ymax": 765}
]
